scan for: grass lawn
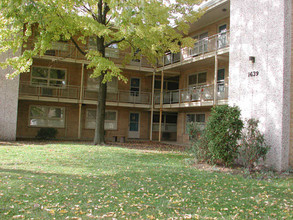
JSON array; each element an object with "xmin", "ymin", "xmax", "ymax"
[{"xmin": 0, "ymin": 143, "xmax": 292, "ymax": 219}]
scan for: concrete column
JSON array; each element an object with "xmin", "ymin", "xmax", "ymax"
[
  {"xmin": 0, "ymin": 50, "xmax": 20, "ymax": 141},
  {"xmin": 229, "ymin": 0, "xmax": 291, "ymax": 171}
]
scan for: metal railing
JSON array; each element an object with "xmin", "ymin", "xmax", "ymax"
[
  {"xmin": 83, "ymin": 88, "xmax": 151, "ymax": 104},
  {"xmin": 152, "ymin": 123, "xmax": 177, "ymax": 132},
  {"xmin": 19, "ymin": 82, "xmax": 80, "ymax": 99},
  {"xmin": 19, "ymin": 82, "xmax": 152, "ymax": 105},
  {"xmin": 154, "ymin": 83, "xmax": 228, "ymax": 105},
  {"xmin": 158, "ymin": 30, "xmax": 230, "ymax": 67},
  {"xmin": 25, "ymin": 41, "xmax": 153, "ymax": 69}
]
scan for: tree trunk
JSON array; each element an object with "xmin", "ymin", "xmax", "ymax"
[
  {"xmin": 94, "ymin": 35, "xmax": 107, "ymax": 145},
  {"xmin": 94, "ymin": 72, "xmax": 107, "ymax": 144}
]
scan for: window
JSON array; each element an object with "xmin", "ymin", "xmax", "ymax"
[
  {"xmin": 85, "ymin": 109, "xmax": 117, "ymax": 130},
  {"xmin": 218, "ymin": 24, "xmax": 227, "ymax": 49},
  {"xmin": 152, "ymin": 113, "xmax": 177, "ymax": 132},
  {"xmin": 31, "ymin": 67, "xmax": 66, "ymax": 87},
  {"xmin": 130, "ymin": 78, "xmax": 140, "ymax": 96},
  {"xmin": 88, "ymin": 37, "xmax": 119, "ymax": 58},
  {"xmin": 190, "ymin": 32, "xmax": 208, "ymax": 56},
  {"xmin": 87, "ymin": 73, "xmax": 118, "ymax": 92},
  {"xmin": 188, "ymin": 72, "xmax": 207, "ymax": 86},
  {"xmin": 29, "ymin": 105, "xmax": 65, "ymax": 128},
  {"xmin": 186, "ymin": 113, "xmax": 205, "ymax": 133}
]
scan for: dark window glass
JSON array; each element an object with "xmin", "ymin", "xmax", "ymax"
[
  {"xmin": 167, "ymin": 82, "xmax": 178, "ymax": 90},
  {"xmin": 166, "ymin": 114, "xmax": 177, "ymax": 123}
]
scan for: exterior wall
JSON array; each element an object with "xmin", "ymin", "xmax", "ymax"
[
  {"xmin": 229, "ymin": 0, "xmax": 292, "ymax": 170},
  {"xmin": 189, "ymin": 17, "xmax": 230, "ymax": 38},
  {"xmin": 179, "ymin": 60, "xmax": 229, "ymax": 90},
  {"xmin": 17, "ymin": 101, "xmax": 150, "ymax": 141},
  {"xmin": 20, "ymin": 59, "xmax": 83, "ymax": 86},
  {"xmin": 0, "ymin": 50, "xmax": 20, "ymax": 141},
  {"xmin": 17, "ymin": 100, "xmax": 79, "ymax": 139}
]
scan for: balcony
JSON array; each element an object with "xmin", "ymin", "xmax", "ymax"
[
  {"xmin": 25, "ymin": 41, "xmax": 153, "ymax": 70},
  {"xmin": 158, "ymin": 30, "xmax": 230, "ymax": 68},
  {"xmin": 154, "ymin": 83, "xmax": 228, "ymax": 108},
  {"xmin": 18, "ymin": 82, "xmax": 152, "ymax": 107}
]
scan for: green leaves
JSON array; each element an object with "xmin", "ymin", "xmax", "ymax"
[{"xmin": 0, "ymin": 0, "xmax": 205, "ymax": 80}]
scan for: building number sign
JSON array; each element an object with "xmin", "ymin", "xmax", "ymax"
[{"xmin": 248, "ymin": 71, "xmax": 259, "ymax": 77}]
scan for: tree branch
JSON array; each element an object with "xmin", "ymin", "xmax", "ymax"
[
  {"xmin": 104, "ymin": 38, "xmax": 125, "ymax": 48},
  {"xmin": 71, "ymin": 37, "xmax": 86, "ymax": 56}
]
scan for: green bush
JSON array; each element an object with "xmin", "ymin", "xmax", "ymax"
[
  {"xmin": 187, "ymin": 122, "xmax": 209, "ymax": 162},
  {"xmin": 36, "ymin": 128, "xmax": 58, "ymax": 140},
  {"xmin": 204, "ymin": 105, "xmax": 243, "ymax": 166},
  {"xmin": 238, "ymin": 119, "xmax": 270, "ymax": 171}
]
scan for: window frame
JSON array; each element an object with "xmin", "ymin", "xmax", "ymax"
[
  {"xmin": 85, "ymin": 109, "xmax": 118, "ymax": 130},
  {"xmin": 185, "ymin": 112, "xmax": 206, "ymax": 134},
  {"xmin": 28, "ymin": 105, "xmax": 65, "ymax": 128},
  {"xmin": 188, "ymin": 72, "xmax": 207, "ymax": 87},
  {"xmin": 86, "ymin": 72, "xmax": 118, "ymax": 93},
  {"xmin": 30, "ymin": 66, "xmax": 67, "ymax": 88}
]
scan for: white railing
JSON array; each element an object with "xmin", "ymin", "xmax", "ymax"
[
  {"xmin": 158, "ymin": 30, "xmax": 230, "ymax": 67},
  {"xmin": 154, "ymin": 83, "xmax": 228, "ymax": 105}
]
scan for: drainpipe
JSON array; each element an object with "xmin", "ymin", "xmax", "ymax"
[
  {"xmin": 78, "ymin": 63, "xmax": 85, "ymax": 139},
  {"xmin": 159, "ymin": 70, "xmax": 164, "ymax": 142},
  {"xmin": 150, "ymin": 71, "xmax": 155, "ymax": 141},
  {"xmin": 213, "ymin": 52, "xmax": 218, "ymax": 106}
]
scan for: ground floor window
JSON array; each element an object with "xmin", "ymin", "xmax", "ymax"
[
  {"xmin": 29, "ymin": 105, "xmax": 65, "ymax": 128},
  {"xmin": 85, "ymin": 109, "xmax": 117, "ymax": 130},
  {"xmin": 153, "ymin": 113, "xmax": 177, "ymax": 132},
  {"xmin": 186, "ymin": 113, "xmax": 206, "ymax": 133}
]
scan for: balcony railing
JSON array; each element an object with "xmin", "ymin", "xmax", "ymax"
[
  {"xmin": 83, "ymin": 88, "xmax": 151, "ymax": 105},
  {"xmin": 19, "ymin": 82, "xmax": 152, "ymax": 105},
  {"xmin": 152, "ymin": 123, "xmax": 177, "ymax": 132},
  {"xmin": 158, "ymin": 30, "xmax": 230, "ymax": 67},
  {"xmin": 25, "ymin": 41, "xmax": 153, "ymax": 69},
  {"xmin": 154, "ymin": 83, "xmax": 228, "ymax": 105}
]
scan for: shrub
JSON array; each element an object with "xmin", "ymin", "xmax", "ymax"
[
  {"xmin": 187, "ymin": 122, "xmax": 209, "ymax": 162},
  {"xmin": 204, "ymin": 105, "xmax": 243, "ymax": 166},
  {"xmin": 238, "ymin": 119, "xmax": 270, "ymax": 171},
  {"xmin": 36, "ymin": 128, "xmax": 58, "ymax": 140}
]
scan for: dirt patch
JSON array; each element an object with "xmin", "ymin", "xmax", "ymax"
[{"xmin": 108, "ymin": 140, "xmax": 188, "ymax": 152}]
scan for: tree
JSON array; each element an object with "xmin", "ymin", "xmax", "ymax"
[{"xmin": 0, "ymin": 0, "xmax": 204, "ymax": 144}]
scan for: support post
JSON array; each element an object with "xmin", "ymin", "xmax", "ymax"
[
  {"xmin": 159, "ymin": 70, "xmax": 164, "ymax": 142},
  {"xmin": 213, "ymin": 53, "xmax": 218, "ymax": 106},
  {"xmin": 78, "ymin": 63, "xmax": 85, "ymax": 139},
  {"xmin": 150, "ymin": 71, "xmax": 155, "ymax": 141}
]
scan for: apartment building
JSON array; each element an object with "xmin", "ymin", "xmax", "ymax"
[{"xmin": 0, "ymin": 0, "xmax": 292, "ymax": 171}]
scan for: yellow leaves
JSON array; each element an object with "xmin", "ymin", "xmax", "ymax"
[
  {"xmin": 12, "ymin": 215, "xmax": 24, "ymax": 219},
  {"xmin": 59, "ymin": 209, "xmax": 68, "ymax": 214}
]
